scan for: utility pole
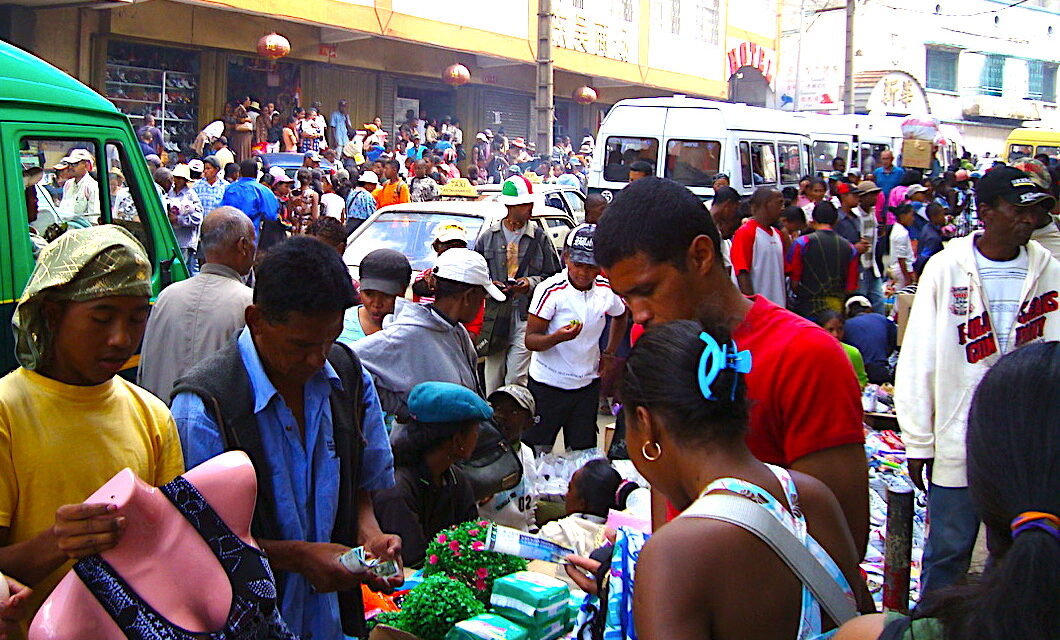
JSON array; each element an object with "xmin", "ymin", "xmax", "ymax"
[
  {"xmin": 844, "ymin": 0, "xmax": 855, "ymax": 114},
  {"xmin": 536, "ymin": 0, "xmax": 554, "ymax": 155},
  {"xmin": 793, "ymin": 0, "xmax": 806, "ymax": 111}
]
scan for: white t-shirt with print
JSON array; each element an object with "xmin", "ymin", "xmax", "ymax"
[
  {"xmin": 975, "ymin": 245, "xmax": 1028, "ymax": 354},
  {"xmin": 528, "ymin": 270, "xmax": 626, "ymax": 389}
]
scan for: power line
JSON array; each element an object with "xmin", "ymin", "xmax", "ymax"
[{"xmin": 871, "ymin": 0, "xmax": 1032, "ymax": 18}]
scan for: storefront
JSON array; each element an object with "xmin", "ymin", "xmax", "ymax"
[
  {"xmin": 226, "ymin": 56, "xmax": 301, "ymax": 117},
  {"xmin": 103, "ymin": 40, "xmax": 201, "ymax": 155}
]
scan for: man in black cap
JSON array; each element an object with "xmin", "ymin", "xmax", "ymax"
[
  {"xmin": 339, "ymin": 249, "xmax": 412, "ymax": 345},
  {"xmin": 523, "ymin": 224, "xmax": 627, "ymax": 452},
  {"xmin": 896, "ymin": 165, "xmax": 1060, "ymax": 595}
]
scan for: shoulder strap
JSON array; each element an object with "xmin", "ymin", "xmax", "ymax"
[
  {"xmin": 324, "ymin": 341, "xmax": 368, "ymax": 638},
  {"xmin": 683, "ymin": 493, "xmax": 858, "ymax": 626}
]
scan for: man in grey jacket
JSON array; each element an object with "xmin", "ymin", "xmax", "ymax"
[
  {"xmin": 474, "ymin": 176, "xmax": 562, "ymax": 394},
  {"xmin": 353, "ymin": 248, "xmax": 506, "ymax": 420}
]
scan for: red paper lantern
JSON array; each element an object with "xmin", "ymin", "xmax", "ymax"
[
  {"xmin": 572, "ymin": 86, "xmax": 598, "ymax": 105},
  {"xmin": 443, "ymin": 64, "xmax": 471, "ymax": 87},
  {"xmin": 257, "ymin": 33, "xmax": 291, "ymax": 60}
]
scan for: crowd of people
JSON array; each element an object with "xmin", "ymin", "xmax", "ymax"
[{"xmin": 6, "ymin": 111, "xmax": 1060, "ymax": 640}]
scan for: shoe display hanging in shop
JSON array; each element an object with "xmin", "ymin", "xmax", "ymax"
[{"xmin": 104, "ymin": 41, "xmax": 200, "ymax": 156}]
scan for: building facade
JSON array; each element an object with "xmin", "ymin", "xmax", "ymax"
[
  {"xmin": 778, "ymin": 0, "xmax": 1060, "ymax": 154},
  {"xmin": 2, "ymin": 0, "xmax": 779, "ymax": 156}
]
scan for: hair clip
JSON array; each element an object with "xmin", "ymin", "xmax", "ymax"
[{"xmin": 697, "ymin": 332, "xmax": 752, "ymax": 402}]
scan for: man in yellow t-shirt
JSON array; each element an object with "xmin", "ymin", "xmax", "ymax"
[
  {"xmin": 373, "ymin": 158, "xmax": 411, "ymax": 209},
  {"xmin": 0, "ymin": 225, "xmax": 184, "ymax": 632}
]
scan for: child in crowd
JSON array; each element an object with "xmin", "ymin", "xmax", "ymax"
[
  {"xmin": 478, "ymin": 385, "xmax": 540, "ymax": 531},
  {"xmin": 817, "ymin": 310, "xmax": 869, "ymax": 389},
  {"xmin": 889, "ymin": 204, "xmax": 917, "ymax": 291},
  {"xmin": 780, "ymin": 205, "xmax": 807, "ymax": 241},
  {"xmin": 540, "ymin": 458, "xmax": 645, "ymax": 556},
  {"xmin": 914, "ymin": 203, "xmax": 948, "ymax": 275}
]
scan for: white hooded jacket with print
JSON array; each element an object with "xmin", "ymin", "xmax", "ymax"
[{"xmin": 895, "ymin": 233, "xmax": 1060, "ymax": 487}]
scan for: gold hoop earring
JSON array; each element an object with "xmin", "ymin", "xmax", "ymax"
[{"xmin": 641, "ymin": 441, "xmax": 661, "ymax": 461}]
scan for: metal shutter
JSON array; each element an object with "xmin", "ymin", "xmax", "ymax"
[
  {"xmin": 481, "ymin": 89, "xmax": 532, "ymax": 140},
  {"xmin": 379, "ymin": 75, "xmax": 397, "ymax": 137}
]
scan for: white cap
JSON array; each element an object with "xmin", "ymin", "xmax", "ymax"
[
  {"xmin": 172, "ymin": 164, "xmax": 195, "ymax": 181},
  {"xmin": 188, "ymin": 159, "xmax": 205, "ymax": 174},
  {"xmin": 845, "ymin": 295, "xmax": 871, "ymax": 312},
  {"xmin": 433, "ymin": 248, "xmax": 506, "ymax": 301},
  {"xmin": 433, "ymin": 222, "xmax": 468, "ymax": 244},
  {"xmin": 358, "ymin": 170, "xmax": 380, "ymax": 185},
  {"xmin": 269, "ymin": 166, "xmax": 294, "ymax": 183}
]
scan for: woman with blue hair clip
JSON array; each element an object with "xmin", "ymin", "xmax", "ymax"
[{"xmin": 567, "ymin": 320, "xmax": 872, "ymax": 640}]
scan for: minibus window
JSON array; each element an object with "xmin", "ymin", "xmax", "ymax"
[
  {"xmin": 1009, "ymin": 144, "xmax": 1033, "ymax": 159},
  {"xmin": 739, "ymin": 142, "xmax": 753, "ymax": 186},
  {"xmin": 19, "ymin": 139, "xmax": 103, "ymax": 249},
  {"xmin": 664, "ymin": 139, "xmax": 721, "ymax": 187},
  {"xmin": 1036, "ymin": 145, "xmax": 1060, "ymax": 160},
  {"xmin": 812, "ymin": 141, "xmax": 850, "ymax": 173},
  {"xmin": 777, "ymin": 143, "xmax": 803, "ymax": 184},
  {"xmin": 750, "ymin": 142, "xmax": 778, "ymax": 185},
  {"xmin": 602, "ymin": 136, "xmax": 659, "ymax": 182},
  {"xmin": 106, "ymin": 143, "xmax": 155, "ymax": 263}
]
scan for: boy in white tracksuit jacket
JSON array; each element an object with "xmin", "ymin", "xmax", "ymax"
[{"xmin": 895, "ymin": 166, "xmax": 1060, "ymax": 595}]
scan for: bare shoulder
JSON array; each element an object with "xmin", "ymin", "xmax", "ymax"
[
  {"xmin": 642, "ymin": 516, "xmax": 769, "ymax": 576},
  {"xmin": 788, "ymin": 469, "xmax": 845, "ymax": 518},
  {"xmin": 834, "ymin": 613, "xmax": 887, "ymax": 640}
]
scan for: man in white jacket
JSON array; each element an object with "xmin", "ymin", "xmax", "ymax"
[{"xmin": 896, "ymin": 166, "xmax": 1060, "ymax": 595}]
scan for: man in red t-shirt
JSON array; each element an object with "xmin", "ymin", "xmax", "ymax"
[{"xmin": 594, "ymin": 176, "xmax": 868, "ymax": 553}]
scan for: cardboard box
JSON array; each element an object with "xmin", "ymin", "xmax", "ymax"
[
  {"xmin": 896, "ymin": 291, "xmax": 916, "ymax": 346},
  {"xmin": 901, "ymin": 139, "xmax": 933, "ymax": 169}
]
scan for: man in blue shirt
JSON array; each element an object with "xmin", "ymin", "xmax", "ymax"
[
  {"xmin": 843, "ymin": 295, "xmax": 897, "ymax": 384},
  {"xmin": 872, "ymin": 149, "xmax": 904, "ymax": 200},
  {"xmin": 171, "ymin": 237, "xmax": 401, "ymax": 640},
  {"xmin": 329, "ymin": 99, "xmax": 352, "ymax": 150},
  {"xmin": 219, "ymin": 158, "xmax": 279, "ymax": 240}
]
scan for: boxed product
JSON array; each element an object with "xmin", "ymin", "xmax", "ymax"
[
  {"xmin": 565, "ymin": 590, "xmax": 585, "ymax": 633},
  {"xmin": 445, "ymin": 614, "xmax": 528, "ymax": 640},
  {"xmin": 490, "ymin": 571, "xmax": 570, "ymax": 629}
]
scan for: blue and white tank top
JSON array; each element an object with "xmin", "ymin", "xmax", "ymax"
[
  {"xmin": 73, "ymin": 476, "xmax": 296, "ymax": 640},
  {"xmin": 678, "ymin": 464, "xmax": 853, "ymax": 640}
]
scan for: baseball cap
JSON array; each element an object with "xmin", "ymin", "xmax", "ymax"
[
  {"xmin": 954, "ymin": 169, "xmax": 971, "ymax": 182},
  {"xmin": 498, "ymin": 175, "xmax": 538, "ymax": 206},
  {"xmin": 566, "ymin": 223, "xmax": 597, "ymax": 265},
  {"xmin": 835, "ymin": 182, "xmax": 858, "ymax": 196},
  {"xmin": 172, "ymin": 164, "xmax": 195, "ymax": 182},
  {"xmin": 828, "ymin": 171, "xmax": 846, "ymax": 181},
  {"xmin": 188, "ymin": 159, "xmax": 205, "ymax": 176},
  {"xmin": 304, "ymin": 150, "xmax": 321, "ymax": 162},
  {"xmin": 905, "ymin": 184, "xmax": 930, "ymax": 197},
  {"xmin": 976, "ymin": 165, "xmax": 1057, "ymax": 210},
  {"xmin": 845, "ymin": 296, "xmax": 871, "ymax": 312},
  {"xmin": 358, "ymin": 170, "xmax": 380, "ymax": 185},
  {"xmin": 489, "ymin": 384, "xmax": 536, "ymax": 415},
  {"xmin": 855, "ymin": 180, "xmax": 881, "ymax": 195},
  {"xmin": 268, "ymin": 166, "xmax": 294, "ymax": 183},
  {"xmin": 433, "ymin": 222, "xmax": 468, "ymax": 244},
  {"xmin": 847, "ymin": 168, "xmax": 864, "ymax": 179},
  {"xmin": 433, "ymin": 248, "xmax": 506, "ymax": 302},
  {"xmin": 52, "ymin": 159, "xmax": 69, "ymax": 170},
  {"xmin": 1009, "ymin": 158, "xmax": 1051, "ymax": 190},
  {"xmin": 359, "ymin": 249, "xmax": 412, "ymax": 296},
  {"xmin": 66, "ymin": 148, "xmax": 95, "ymax": 165}
]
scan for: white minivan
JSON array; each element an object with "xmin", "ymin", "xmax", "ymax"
[{"xmin": 588, "ymin": 95, "xmax": 813, "ymax": 200}]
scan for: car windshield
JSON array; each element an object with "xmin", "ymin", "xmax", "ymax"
[{"xmin": 347, "ymin": 211, "xmax": 487, "ymax": 270}]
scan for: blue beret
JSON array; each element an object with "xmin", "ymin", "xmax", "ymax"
[{"xmin": 408, "ymin": 382, "xmax": 494, "ymax": 423}]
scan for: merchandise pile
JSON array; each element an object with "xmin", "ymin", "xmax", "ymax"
[{"xmin": 862, "ymin": 428, "xmax": 927, "ymax": 608}]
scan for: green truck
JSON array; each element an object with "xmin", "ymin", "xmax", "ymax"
[{"xmin": 1, "ymin": 40, "xmax": 188, "ymax": 375}]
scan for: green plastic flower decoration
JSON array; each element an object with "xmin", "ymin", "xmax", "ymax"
[
  {"xmin": 422, "ymin": 520, "xmax": 528, "ymax": 603},
  {"xmin": 398, "ymin": 574, "xmax": 486, "ymax": 640}
]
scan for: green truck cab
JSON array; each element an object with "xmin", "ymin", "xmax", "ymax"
[{"xmin": 1, "ymin": 41, "xmax": 188, "ymax": 375}]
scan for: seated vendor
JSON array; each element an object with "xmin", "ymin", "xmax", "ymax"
[
  {"xmin": 373, "ymin": 381, "xmax": 488, "ymax": 566},
  {"xmin": 539, "ymin": 458, "xmax": 643, "ymax": 556}
]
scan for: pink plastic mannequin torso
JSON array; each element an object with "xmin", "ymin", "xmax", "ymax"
[{"xmin": 29, "ymin": 451, "xmax": 258, "ymax": 639}]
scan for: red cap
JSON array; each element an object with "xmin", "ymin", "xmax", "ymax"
[{"xmin": 835, "ymin": 182, "xmax": 858, "ymax": 196}]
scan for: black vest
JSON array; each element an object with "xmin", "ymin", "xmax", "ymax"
[{"xmin": 171, "ymin": 338, "xmax": 368, "ymax": 637}]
